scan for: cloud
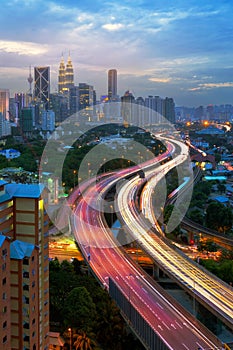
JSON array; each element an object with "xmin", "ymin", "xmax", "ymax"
[
  {"xmin": 0, "ymin": 40, "xmax": 48, "ymax": 56},
  {"xmin": 149, "ymin": 77, "xmax": 171, "ymax": 83},
  {"xmin": 102, "ymin": 23, "xmax": 125, "ymax": 31},
  {"xmin": 189, "ymin": 82, "xmax": 233, "ymax": 91}
]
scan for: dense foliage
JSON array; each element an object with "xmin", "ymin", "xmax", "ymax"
[{"xmin": 49, "ymin": 258, "xmax": 144, "ymax": 350}]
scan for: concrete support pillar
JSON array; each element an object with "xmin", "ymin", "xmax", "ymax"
[{"xmin": 153, "ymin": 263, "xmax": 159, "ymax": 280}]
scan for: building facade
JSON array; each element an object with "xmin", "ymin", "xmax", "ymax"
[
  {"xmin": 0, "ymin": 89, "xmax": 10, "ymax": 121},
  {"xmin": 0, "ymin": 181, "xmax": 49, "ymax": 350},
  {"xmin": 108, "ymin": 69, "xmax": 117, "ymax": 101},
  {"xmin": 58, "ymin": 55, "xmax": 74, "ymax": 93},
  {"xmin": 34, "ymin": 67, "xmax": 50, "ymax": 110}
]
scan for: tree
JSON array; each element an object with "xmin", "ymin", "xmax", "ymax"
[
  {"xmin": 188, "ymin": 209, "xmax": 204, "ymax": 225},
  {"xmin": 205, "ymin": 202, "xmax": 232, "ymax": 233},
  {"xmin": 74, "ymin": 331, "xmax": 96, "ymax": 350},
  {"xmin": 217, "ymin": 183, "xmax": 226, "ymax": 194},
  {"xmin": 63, "ymin": 287, "xmax": 97, "ymax": 331}
]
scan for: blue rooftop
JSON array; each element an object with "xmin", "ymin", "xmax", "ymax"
[
  {"xmin": 0, "ymin": 193, "xmax": 12, "ymax": 204},
  {"xmin": 0, "ymin": 180, "xmax": 8, "ymax": 186},
  {"xmin": 0, "ymin": 235, "xmax": 7, "ymax": 247},
  {"xmin": 213, "ymin": 195, "xmax": 229, "ymax": 203},
  {"xmin": 10, "ymin": 240, "xmax": 35, "ymax": 260},
  {"xmin": 6, "ymin": 183, "xmax": 45, "ymax": 198}
]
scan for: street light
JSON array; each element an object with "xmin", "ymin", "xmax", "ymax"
[
  {"xmin": 109, "ymin": 204, "xmax": 113, "ymax": 227},
  {"xmin": 73, "ymin": 170, "xmax": 76, "ymax": 189},
  {"xmin": 68, "ymin": 328, "xmax": 72, "ymax": 350}
]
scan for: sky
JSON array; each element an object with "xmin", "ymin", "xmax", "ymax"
[{"xmin": 0, "ymin": 0, "xmax": 233, "ymax": 107}]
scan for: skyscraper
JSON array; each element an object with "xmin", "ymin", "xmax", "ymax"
[
  {"xmin": 108, "ymin": 69, "xmax": 117, "ymax": 100},
  {"xmin": 65, "ymin": 55, "xmax": 74, "ymax": 90},
  {"xmin": 58, "ymin": 54, "xmax": 74, "ymax": 93},
  {"xmin": 164, "ymin": 97, "xmax": 175, "ymax": 123},
  {"xmin": 58, "ymin": 56, "xmax": 66, "ymax": 93},
  {"xmin": 34, "ymin": 66, "xmax": 50, "ymax": 110},
  {"xmin": 0, "ymin": 89, "xmax": 10, "ymax": 120}
]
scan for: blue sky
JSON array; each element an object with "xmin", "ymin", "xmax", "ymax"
[{"xmin": 0, "ymin": 0, "xmax": 233, "ymax": 107}]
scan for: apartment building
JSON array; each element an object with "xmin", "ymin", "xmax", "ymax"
[{"xmin": 0, "ymin": 180, "xmax": 49, "ymax": 350}]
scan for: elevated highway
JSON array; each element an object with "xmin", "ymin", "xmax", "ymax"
[
  {"xmin": 116, "ymin": 137, "xmax": 233, "ymax": 331},
  {"xmin": 70, "ymin": 138, "xmax": 224, "ymax": 350}
]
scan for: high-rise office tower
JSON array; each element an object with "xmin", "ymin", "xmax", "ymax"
[
  {"xmin": 108, "ymin": 69, "xmax": 117, "ymax": 100},
  {"xmin": 58, "ymin": 56, "xmax": 66, "ymax": 93},
  {"xmin": 20, "ymin": 108, "xmax": 34, "ymax": 136},
  {"xmin": 65, "ymin": 55, "xmax": 74, "ymax": 90},
  {"xmin": 0, "ymin": 89, "xmax": 10, "ymax": 120},
  {"xmin": 58, "ymin": 54, "xmax": 74, "ymax": 93},
  {"xmin": 78, "ymin": 83, "xmax": 94, "ymax": 121},
  {"xmin": 34, "ymin": 66, "xmax": 50, "ymax": 110}
]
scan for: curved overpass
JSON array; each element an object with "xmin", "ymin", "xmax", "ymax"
[
  {"xmin": 116, "ymin": 137, "xmax": 233, "ymax": 331},
  {"xmin": 70, "ymin": 140, "xmax": 223, "ymax": 350}
]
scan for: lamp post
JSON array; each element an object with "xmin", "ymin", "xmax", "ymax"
[
  {"xmin": 68, "ymin": 328, "xmax": 72, "ymax": 350},
  {"xmin": 109, "ymin": 204, "xmax": 113, "ymax": 227},
  {"xmin": 103, "ymin": 158, "xmax": 106, "ymax": 173},
  {"xmin": 73, "ymin": 170, "xmax": 76, "ymax": 189}
]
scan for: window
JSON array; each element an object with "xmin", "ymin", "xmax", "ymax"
[
  {"xmin": 2, "ymin": 292, "xmax": 6, "ymax": 300},
  {"xmin": 2, "ymin": 248, "xmax": 7, "ymax": 257},
  {"xmin": 32, "ymin": 318, "xmax": 35, "ymax": 325},
  {"xmin": 2, "ymin": 277, "xmax": 6, "ymax": 285},
  {"xmin": 2, "ymin": 263, "xmax": 6, "ymax": 271},
  {"xmin": 2, "ymin": 306, "xmax": 7, "ymax": 313},
  {"xmin": 23, "ymin": 271, "xmax": 29, "ymax": 278},
  {"xmin": 3, "ymin": 321, "xmax": 7, "ymax": 329},
  {"xmin": 23, "ymin": 258, "xmax": 29, "ymax": 265},
  {"xmin": 3, "ymin": 335, "xmax": 7, "ymax": 343},
  {"xmin": 23, "ymin": 284, "xmax": 29, "ymax": 291}
]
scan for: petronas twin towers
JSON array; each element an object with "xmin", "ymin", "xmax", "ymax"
[{"xmin": 58, "ymin": 54, "xmax": 74, "ymax": 93}]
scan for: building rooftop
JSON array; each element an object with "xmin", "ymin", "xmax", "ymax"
[
  {"xmin": 0, "ymin": 179, "xmax": 8, "ymax": 186},
  {"xmin": 10, "ymin": 240, "xmax": 36, "ymax": 260},
  {"xmin": 0, "ymin": 192, "xmax": 12, "ymax": 204},
  {"xmin": 213, "ymin": 195, "xmax": 229, "ymax": 203},
  {"xmin": 6, "ymin": 183, "xmax": 45, "ymax": 198},
  {"xmin": 0, "ymin": 235, "xmax": 8, "ymax": 247},
  {"xmin": 48, "ymin": 332, "xmax": 65, "ymax": 347}
]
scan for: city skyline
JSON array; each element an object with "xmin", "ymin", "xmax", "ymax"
[{"xmin": 0, "ymin": 0, "xmax": 233, "ymax": 107}]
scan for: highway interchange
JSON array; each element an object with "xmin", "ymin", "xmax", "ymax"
[{"xmin": 68, "ymin": 134, "xmax": 232, "ymax": 350}]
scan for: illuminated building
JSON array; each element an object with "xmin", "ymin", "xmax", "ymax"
[
  {"xmin": 0, "ymin": 180, "xmax": 49, "ymax": 350},
  {"xmin": 0, "ymin": 89, "xmax": 10, "ymax": 120},
  {"xmin": 78, "ymin": 83, "xmax": 94, "ymax": 120},
  {"xmin": 58, "ymin": 54, "xmax": 74, "ymax": 93}
]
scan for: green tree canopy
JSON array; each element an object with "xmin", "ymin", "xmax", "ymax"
[
  {"xmin": 205, "ymin": 202, "xmax": 232, "ymax": 233},
  {"xmin": 63, "ymin": 287, "xmax": 97, "ymax": 331}
]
